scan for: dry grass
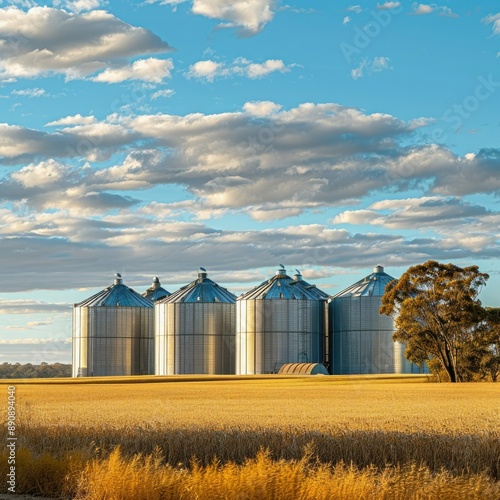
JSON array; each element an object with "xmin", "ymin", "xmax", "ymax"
[{"xmin": 0, "ymin": 375, "xmax": 499, "ymax": 498}]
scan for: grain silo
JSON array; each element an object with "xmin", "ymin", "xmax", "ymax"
[
  {"xmin": 142, "ymin": 276, "xmax": 170, "ymax": 302},
  {"xmin": 72, "ymin": 273, "xmax": 154, "ymax": 377},
  {"xmin": 330, "ymin": 265, "xmax": 418, "ymax": 374},
  {"xmin": 236, "ymin": 265, "xmax": 326, "ymax": 374},
  {"xmin": 155, "ymin": 268, "xmax": 236, "ymax": 375}
]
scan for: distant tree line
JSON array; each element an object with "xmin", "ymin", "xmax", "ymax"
[
  {"xmin": 0, "ymin": 362, "xmax": 71, "ymax": 379},
  {"xmin": 381, "ymin": 260, "xmax": 500, "ymax": 383}
]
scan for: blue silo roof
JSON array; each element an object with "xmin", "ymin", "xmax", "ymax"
[
  {"xmin": 158, "ymin": 269, "xmax": 236, "ymax": 304},
  {"xmin": 142, "ymin": 277, "xmax": 170, "ymax": 302},
  {"xmin": 75, "ymin": 274, "xmax": 154, "ymax": 307},
  {"xmin": 290, "ymin": 270, "xmax": 330, "ymax": 300},
  {"xmin": 332, "ymin": 265, "xmax": 396, "ymax": 298},
  {"xmin": 239, "ymin": 266, "xmax": 321, "ymax": 300}
]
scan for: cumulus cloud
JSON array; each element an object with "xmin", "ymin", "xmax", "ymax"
[
  {"xmin": 45, "ymin": 114, "xmax": 96, "ymax": 126},
  {"xmin": 376, "ymin": 2, "xmax": 401, "ymax": 9},
  {"xmin": 187, "ymin": 58, "xmax": 292, "ymax": 81},
  {"xmin": 2, "ymin": 103, "xmax": 498, "ymax": 214},
  {"xmin": 91, "ymin": 58, "xmax": 174, "ymax": 83},
  {"xmin": 1, "ymin": 207, "xmax": 497, "ymax": 294},
  {"xmin": 333, "ymin": 197, "xmax": 496, "ymax": 229},
  {"xmin": 412, "ymin": 3, "xmax": 458, "ymax": 17},
  {"xmin": 193, "ymin": 0, "xmax": 275, "ymax": 35},
  {"xmin": 0, "ymin": 120, "xmax": 138, "ymax": 163},
  {"xmin": 243, "ymin": 100, "xmax": 282, "ymax": 116},
  {"xmin": 147, "ymin": 0, "xmax": 276, "ymax": 35},
  {"xmin": 246, "ymin": 59, "xmax": 290, "ymax": 78},
  {"xmin": 187, "ymin": 60, "xmax": 224, "ymax": 81},
  {"xmin": 0, "ymin": 6, "xmax": 172, "ymax": 81},
  {"xmin": 0, "ymin": 102, "xmax": 499, "ymax": 293},
  {"xmin": 53, "ymin": 0, "xmax": 104, "ymax": 13}
]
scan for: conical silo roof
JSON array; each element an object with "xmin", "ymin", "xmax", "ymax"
[
  {"xmin": 75, "ymin": 274, "xmax": 154, "ymax": 307},
  {"xmin": 142, "ymin": 277, "xmax": 170, "ymax": 302},
  {"xmin": 332, "ymin": 265, "xmax": 395, "ymax": 298},
  {"xmin": 158, "ymin": 268, "xmax": 236, "ymax": 303},
  {"xmin": 291, "ymin": 269, "xmax": 330, "ymax": 300},
  {"xmin": 239, "ymin": 265, "xmax": 320, "ymax": 300}
]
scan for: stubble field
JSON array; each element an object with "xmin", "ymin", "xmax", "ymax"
[{"xmin": 1, "ymin": 375, "xmax": 499, "ymax": 499}]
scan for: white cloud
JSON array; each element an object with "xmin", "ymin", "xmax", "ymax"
[
  {"xmin": 343, "ymin": 16, "xmax": 351, "ymax": 25},
  {"xmin": 46, "ymin": 114, "xmax": 97, "ymax": 126},
  {"xmin": 187, "ymin": 60, "xmax": 224, "ymax": 81},
  {"xmin": 192, "ymin": 0, "xmax": 275, "ymax": 35},
  {"xmin": 483, "ymin": 13, "xmax": 500, "ymax": 35},
  {"xmin": 151, "ymin": 89, "xmax": 175, "ymax": 100},
  {"xmin": 376, "ymin": 2, "xmax": 401, "ymax": 9},
  {"xmin": 11, "ymin": 87, "xmax": 46, "ymax": 97},
  {"xmin": 91, "ymin": 58, "xmax": 174, "ymax": 83},
  {"xmin": 346, "ymin": 5, "xmax": 363, "ymax": 14},
  {"xmin": 373, "ymin": 56, "xmax": 391, "ymax": 70},
  {"xmin": 243, "ymin": 101, "xmax": 282, "ymax": 117},
  {"xmin": 147, "ymin": 0, "xmax": 276, "ymax": 35},
  {"xmin": 187, "ymin": 58, "xmax": 292, "ymax": 81},
  {"xmin": 53, "ymin": 0, "xmax": 104, "ymax": 13},
  {"xmin": 0, "ymin": 6, "xmax": 172, "ymax": 81},
  {"xmin": 412, "ymin": 3, "xmax": 458, "ymax": 17},
  {"xmin": 0, "ymin": 299, "xmax": 70, "ymax": 314},
  {"xmin": 333, "ymin": 196, "xmax": 499, "ymax": 234},
  {"xmin": 0, "ymin": 337, "xmax": 70, "ymax": 344},
  {"xmin": 11, "ymin": 159, "xmax": 69, "ymax": 188},
  {"xmin": 246, "ymin": 59, "xmax": 289, "ymax": 78},
  {"xmin": 413, "ymin": 3, "xmax": 434, "ymax": 14},
  {"xmin": 351, "ymin": 57, "xmax": 391, "ymax": 79}
]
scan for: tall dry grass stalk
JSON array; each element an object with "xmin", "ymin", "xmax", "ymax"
[{"xmin": 74, "ymin": 447, "xmax": 500, "ymax": 500}]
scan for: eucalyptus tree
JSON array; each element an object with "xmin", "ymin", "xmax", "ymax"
[{"xmin": 380, "ymin": 261, "xmax": 489, "ymax": 383}]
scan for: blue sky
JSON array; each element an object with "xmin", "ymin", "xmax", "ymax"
[{"xmin": 0, "ymin": 0, "xmax": 499, "ymax": 363}]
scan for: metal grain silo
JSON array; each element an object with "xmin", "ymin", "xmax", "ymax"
[
  {"xmin": 330, "ymin": 265, "xmax": 418, "ymax": 374},
  {"xmin": 236, "ymin": 266, "xmax": 326, "ymax": 374},
  {"xmin": 155, "ymin": 268, "xmax": 236, "ymax": 375},
  {"xmin": 72, "ymin": 273, "xmax": 154, "ymax": 377},
  {"xmin": 142, "ymin": 277, "xmax": 170, "ymax": 302}
]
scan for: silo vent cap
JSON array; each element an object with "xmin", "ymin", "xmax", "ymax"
[
  {"xmin": 293, "ymin": 269, "xmax": 303, "ymax": 281},
  {"xmin": 374, "ymin": 265, "xmax": 384, "ymax": 274},
  {"xmin": 114, "ymin": 273, "xmax": 123, "ymax": 285},
  {"xmin": 198, "ymin": 267, "xmax": 208, "ymax": 280},
  {"xmin": 276, "ymin": 264, "xmax": 287, "ymax": 276}
]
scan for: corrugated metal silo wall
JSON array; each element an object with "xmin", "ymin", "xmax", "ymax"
[
  {"xmin": 155, "ymin": 302, "xmax": 236, "ymax": 375},
  {"xmin": 72, "ymin": 306, "xmax": 154, "ymax": 377},
  {"xmin": 330, "ymin": 296, "xmax": 418, "ymax": 374},
  {"xmin": 236, "ymin": 299, "xmax": 325, "ymax": 374}
]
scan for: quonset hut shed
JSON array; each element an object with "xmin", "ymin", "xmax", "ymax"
[
  {"xmin": 236, "ymin": 266, "xmax": 326, "ymax": 374},
  {"xmin": 329, "ymin": 265, "xmax": 418, "ymax": 374},
  {"xmin": 155, "ymin": 268, "xmax": 237, "ymax": 375},
  {"xmin": 72, "ymin": 274, "xmax": 154, "ymax": 377}
]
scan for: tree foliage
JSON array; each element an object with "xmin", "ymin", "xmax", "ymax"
[
  {"xmin": 380, "ymin": 261, "xmax": 490, "ymax": 383},
  {"xmin": 0, "ymin": 362, "xmax": 71, "ymax": 379}
]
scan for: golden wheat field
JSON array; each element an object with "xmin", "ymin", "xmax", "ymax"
[{"xmin": 1, "ymin": 375, "xmax": 499, "ymax": 499}]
